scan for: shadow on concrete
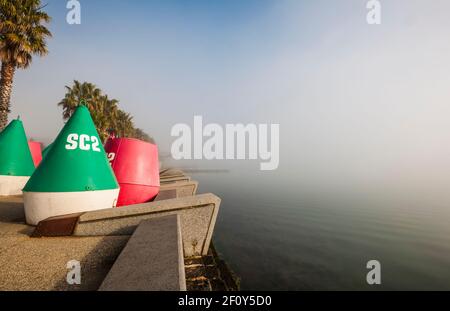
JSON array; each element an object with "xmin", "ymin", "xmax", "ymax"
[
  {"xmin": 51, "ymin": 235, "xmax": 130, "ymax": 291},
  {"xmin": 0, "ymin": 197, "xmax": 25, "ymax": 223}
]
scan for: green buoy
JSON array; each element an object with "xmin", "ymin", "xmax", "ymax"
[
  {"xmin": 23, "ymin": 105, "xmax": 120, "ymax": 225},
  {"xmin": 41, "ymin": 142, "xmax": 53, "ymax": 159},
  {"xmin": 0, "ymin": 118, "xmax": 35, "ymax": 196}
]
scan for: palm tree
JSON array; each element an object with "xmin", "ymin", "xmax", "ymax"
[
  {"xmin": 58, "ymin": 81, "xmax": 115, "ymax": 141},
  {"xmin": 115, "ymin": 110, "xmax": 134, "ymax": 138},
  {"xmin": 90, "ymin": 95, "xmax": 119, "ymax": 141},
  {"xmin": 0, "ymin": 0, "xmax": 52, "ymax": 130},
  {"xmin": 57, "ymin": 80, "xmax": 102, "ymax": 120},
  {"xmin": 134, "ymin": 128, "xmax": 155, "ymax": 143},
  {"xmin": 58, "ymin": 80, "xmax": 153, "ymax": 143}
]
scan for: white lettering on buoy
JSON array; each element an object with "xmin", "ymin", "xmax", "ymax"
[
  {"xmin": 92, "ymin": 136, "xmax": 101, "ymax": 152},
  {"xmin": 79, "ymin": 134, "xmax": 91, "ymax": 151},
  {"xmin": 65, "ymin": 133, "xmax": 78, "ymax": 150},
  {"xmin": 107, "ymin": 152, "xmax": 116, "ymax": 163},
  {"xmin": 65, "ymin": 133, "xmax": 101, "ymax": 152}
]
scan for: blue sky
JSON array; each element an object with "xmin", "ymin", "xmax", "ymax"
[
  {"xmin": 12, "ymin": 0, "xmax": 382, "ymax": 140},
  {"xmin": 9, "ymin": 0, "xmax": 450, "ymax": 198}
]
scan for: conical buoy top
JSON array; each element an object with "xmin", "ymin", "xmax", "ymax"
[
  {"xmin": 24, "ymin": 106, "xmax": 119, "ymax": 192},
  {"xmin": 0, "ymin": 119, "xmax": 35, "ymax": 177},
  {"xmin": 41, "ymin": 142, "xmax": 53, "ymax": 159}
]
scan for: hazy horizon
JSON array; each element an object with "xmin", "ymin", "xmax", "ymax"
[{"xmin": 8, "ymin": 0, "xmax": 450, "ymax": 202}]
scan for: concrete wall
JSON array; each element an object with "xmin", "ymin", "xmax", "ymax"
[{"xmin": 74, "ymin": 193, "xmax": 220, "ymax": 257}]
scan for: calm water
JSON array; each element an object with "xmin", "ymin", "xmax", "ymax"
[{"xmin": 191, "ymin": 171, "xmax": 450, "ymax": 291}]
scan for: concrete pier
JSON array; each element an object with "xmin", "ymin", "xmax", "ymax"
[{"xmin": 0, "ymin": 170, "xmax": 238, "ymax": 291}]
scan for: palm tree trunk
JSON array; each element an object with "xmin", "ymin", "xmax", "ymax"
[{"xmin": 0, "ymin": 62, "xmax": 16, "ymax": 130}]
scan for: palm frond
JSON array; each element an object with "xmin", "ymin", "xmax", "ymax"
[{"xmin": 57, "ymin": 81, "xmax": 154, "ymax": 143}]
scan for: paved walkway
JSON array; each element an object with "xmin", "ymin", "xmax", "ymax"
[{"xmin": 0, "ymin": 197, "xmax": 128, "ymax": 291}]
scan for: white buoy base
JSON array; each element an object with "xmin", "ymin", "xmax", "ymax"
[
  {"xmin": 0, "ymin": 175, "xmax": 30, "ymax": 196},
  {"xmin": 23, "ymin": 189, "xmax": 120, "ymax": 226}
]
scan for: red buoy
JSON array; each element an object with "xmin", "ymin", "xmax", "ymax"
[
  {"xmin": 28, "ymin": 141, "xmax": 43, "ymax": 167},
  {"xmin": 104, "ymin": 137, "xmax": 160, "ymax": 207}
]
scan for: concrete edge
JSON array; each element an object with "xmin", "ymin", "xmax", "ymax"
[
  {"xmin": 202, "ymin": 196, "xmax": 221, "ymax": 256},
  {"xmin": 160, "ymin": 180, "xmax": 198, "ymax": 196},
  {"xmin": 78, "ymin": 193, "xmax": 220, "ymax": 223},
  {"xmin": 160, "ymin": 176, "xmax": 191, "ymax": 184},
  {"xmin": 177, "ymin": 214, "xmax": 187, "ymax": 291},
  {"xmin": 159, "ymin": 169, "xmax": 186, "ymax": 177}
]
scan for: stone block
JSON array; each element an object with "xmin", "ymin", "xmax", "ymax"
[
  {"xmin": 74, "ymin": 193, "xmax": 220, "ymax": 256},
  {"xmin": 99, "ymin": 215, "xmax": 186, "ymax": 291}
]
